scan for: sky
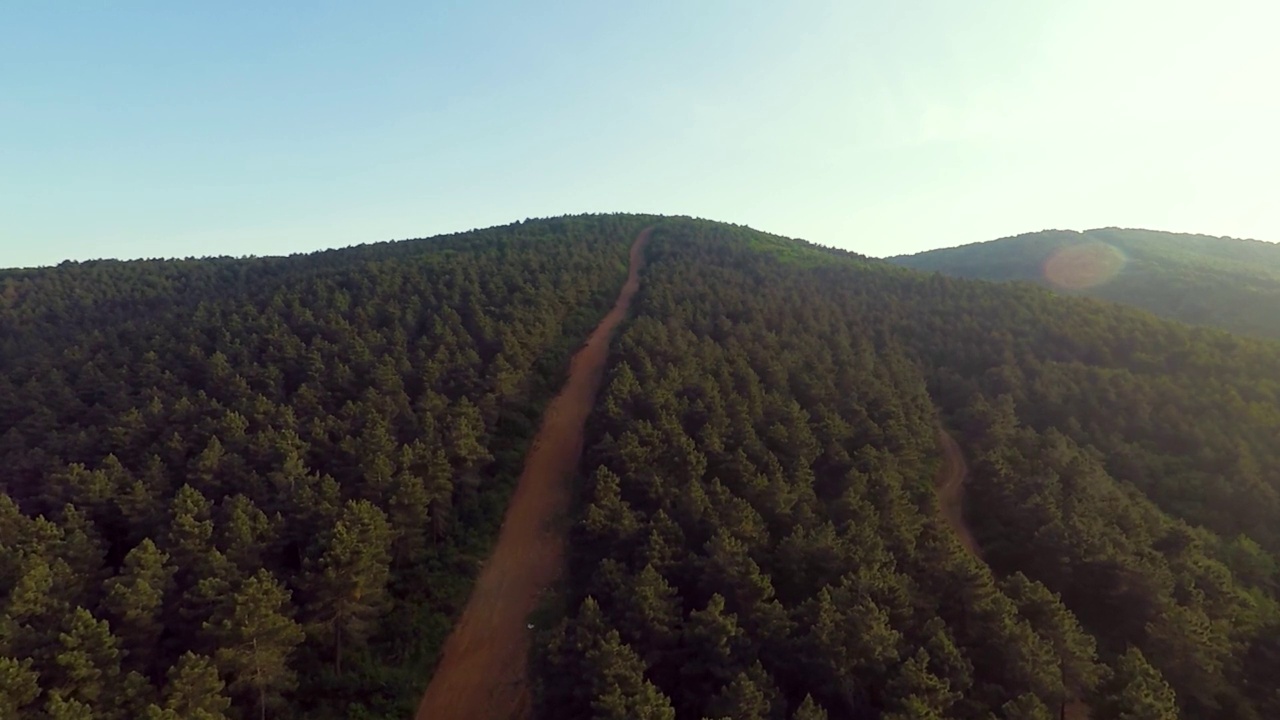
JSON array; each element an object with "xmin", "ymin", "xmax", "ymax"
[{"xmin": 3, "ymin": 0, "xmax": 1278, "ymax": 268}]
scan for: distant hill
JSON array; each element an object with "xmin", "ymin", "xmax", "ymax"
[{"xmin": 890, "ymin": 228, "xmax": 1280, "ymax": 339}]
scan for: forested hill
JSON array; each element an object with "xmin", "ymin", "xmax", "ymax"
[
  {"xmin": 0, "ymin": 214, "xmax": 655, "ymax": 718},
  {"xmin": 536, "ymin": 219, "xmax": 1280, "ymax": 720},
  {"xmin": 3, "ymin": 214, "xmax": 1279, "ymax": 720},
  {"xmin": 889, "ymin": 227, "xmax": 1280, "ymax": 339}
]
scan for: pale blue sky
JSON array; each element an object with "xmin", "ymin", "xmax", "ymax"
[{"xmin": 3, "ymin": 1, "xmax": 1276, "ymax": 268}]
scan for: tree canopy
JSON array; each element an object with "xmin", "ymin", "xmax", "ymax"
[
  {"xmin": 892, "ymin": 227, "xmax": 1280, "ymax": 340},
  {"xmin": 534, "ymin": 219, "xmax": 1280, "ymax": 720},
  {"xmin": 4, "ymin": 214, "xmax": 1277, "ymax": 719},
  {"xmin": 0, "ymin": 214, "xmax": 653, "ymax": 718}
]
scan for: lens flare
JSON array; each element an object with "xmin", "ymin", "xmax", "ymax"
[{"xmin": 1042, "ymin": 242, "xmax": 1127, "ymax": 290}]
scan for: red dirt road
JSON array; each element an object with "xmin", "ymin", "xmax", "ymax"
[{"xmin": 415, "ymin": 229, "xmax": 651, "ymax": 720}]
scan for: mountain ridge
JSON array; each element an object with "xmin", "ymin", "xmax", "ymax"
[{"xmin": 890, "ymin": 226, "xmax": 1280, "ymax": 339}]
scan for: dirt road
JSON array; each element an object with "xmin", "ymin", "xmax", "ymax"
[
  {"xmin": 934, "ymin": 428, "xmax": 981, "ymax": 559},
  {"xmin": 415, "ymin": 229, "xmax": 651, "ymax": 720}
]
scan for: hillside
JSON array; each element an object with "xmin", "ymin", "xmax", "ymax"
[
  {"xmin": 537, "ymin": 219, "xmax": 1280, "ymax": 720},
  {"xmin": 2, "ymin": 215, "xmax": 1278, "ymax": 720},
  {"xmin": 890, "ymin": 228, "xmax": 1280, "ymax": 339},
  {"xmin": 0, "ymin": 214, "xmax": 655, "ymax": 718}
]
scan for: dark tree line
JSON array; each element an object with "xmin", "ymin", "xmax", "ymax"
[{"xmin": 0, "ymin": 214, "xmax": 654, "ymax": 718}]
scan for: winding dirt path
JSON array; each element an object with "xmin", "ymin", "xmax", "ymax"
[
  {"xmin": 415, "ymin": 229, "xmax": 651, "ymax": 720},
  {"xmin": 934, "ymin": 428, "xmax": 981, "ymax": 559}
]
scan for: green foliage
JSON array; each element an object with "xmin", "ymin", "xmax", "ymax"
[
  {"xmin": 0, "ymin": 657, "xmax": 40, "ymax": 717},
  {"xmin": 303, "ymin": 500, "xmax": 394, "ymax": 675},
  {"xmin": 531, "ymin": 219, "xmax": 1280, "ymax": 719},
  {"xmin": 0, "ymin": 214, "xmax": 652, "ymax": 716},
  {"xmin": 204, "ymin": 569, "xmax": 305, "ymax": 717},
  {"xmin": 102, "ymin": 539, "xmax": 174, "ymax": 665},
  {"xmin": 5, "ymin": 214, "xmax": 1278, "ymax": 718},
  {"xmin": 892, "ymin": 227, "xmax": 1280, "ymax": 339},
  {"xmin": 1092, "ymin": 647, "xmax": 1179, "ymax": 720},
  {"xmin": 144, "ymin": 652, "xmax": 232, "ymax": 720},
  {"xmin": 791, "ymin": 694, "xmax": 829, "ymax": 720},
  {"xmin": 49, "ymin": 607, "xmax": 121, "ymax": 710}
]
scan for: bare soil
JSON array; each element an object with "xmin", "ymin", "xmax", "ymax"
[{"xmin": 415, "ymin": 229, "xmax": 650, "ymax": 720}]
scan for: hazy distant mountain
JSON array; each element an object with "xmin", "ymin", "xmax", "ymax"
[{"xmin": 890, "ymin": 228, "xmax": 1280, "ymax": 339}]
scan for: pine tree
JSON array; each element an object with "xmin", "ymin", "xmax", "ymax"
[
  {"xmin": 163, "ymin": 485, "xmax": 215, "ymax": 573},
  {"xmin": 792, "ymin": 694, "xmax": 829, "ymax": 720},
  {"xmin": 1093, "ymin": 647, "xmax": 1179, "ymax": 720},
  {"xmin": 4, "ymin": 550, "xmax": 70, "ymax": 657},
  {"xmin": 445, "ymin": 397, "xmax": 492, "ymax": 477},
  {"xmin": 999, "ymin": 693, "xmax": 1055, "ymax": 720},
  {"xmin": 102, "ymin": 539, "xmax": 175, "ymax": 670},
  {"xmin": 1002, "ymin": 573, "xmax": 1102, "ymax": 715},
  {"xmin": 0, "ymin": 656, "xmax": 40, "ymax": 718},
  {"xmin": 592, "ymin": 681, "xmax": 676, "ymax": 720},
  {"xmin": 44, "ymin": 691, "xmax": 95, "ymax": 720},
  {"xmin": 385, "ymin": 470, "xmax": 431, "ymax": 565},
  {"xmin": 49, "ymin": 607, "xmax": 122, "ymax": 710},
  {"xmin": 191, "ymin": 436, "xmax": 226, "ymax": 497},
  {"xmin": 532, "ymin": 597, "xmax": 607, "ymax": 716},
  {"xmin": 419, "ymin": 447, "xmax": 455, "ymax": 542},
  {"xmin": 680, "ymin": 594, "xmax": 745, "ymax": 710},
  {"xmin": 176, "ymin": 548, "xmax": 242, "ymax": 644},
  {"xmin": 115, "ymin": 669, "xmax": 155, "ymax": 720},
  {"xmin": 698, "ymin": 528, "xmax": 775, "ymax": 617},
  {"xmin": 884, "ymin": 649, "xmax": 959, "ymax": 718},
  {"xmin": 114, "ymin": 475, "xmax": 164, "ymax": 548},
  {"xmin": 880, "ymin": 696, "xmax": 947, "ymax": 720},
  {"xmin": 1142, "ymin": 602, "xmax": 1230, "ymax": 711},
  {"xmin": 704, "ymin": 671, "xmax": 771, "ymax": 720},
  {"xmin": 616, "ymin": 563, "xmax": 681, "ymax": 663},
  {"xmin": 585, "ymin": 630, "xmax": 677, "ymax": 720},
  {"xmin": 303, "ymin": 500, "xmax": 392, "ymax": 674},
  {"xmin": 580, "ymin": 466, "xmax": 642, "ymax": 557},
  {"xmin": 217, "ymin": 495, "xmax": 275, "ymax": 574},
  {"xmin": 53, "ymin": 504, "xmax": 107, "ymax": 610},
  {"xmin": 796, "ymin": 584, "xmax": 900, "ymax": 706},
  {"xmin": 204, "ymin": 570, "xmax": 304, "ymax": 720},
  {"xmin": 143, "ymin": 652, "xmax": 231, "ymax": 720}
]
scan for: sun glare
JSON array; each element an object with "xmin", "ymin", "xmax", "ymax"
[{"xmin": 1042, "ymin": 242, "xmax": 1127, "ymax": 290}]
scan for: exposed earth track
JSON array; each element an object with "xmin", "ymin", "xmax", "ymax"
[
  {"xmin": 414, "ymin": 229, "xmax": 650, "ymax": 720},
  {"xmin": 934, "ymin": 427, "xmax": 982, "ymax": 558}
]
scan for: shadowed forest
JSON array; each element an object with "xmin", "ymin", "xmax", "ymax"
[{"xmin": 2, "ymin": 215, "xmax": 1278, "ymax": 719}]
